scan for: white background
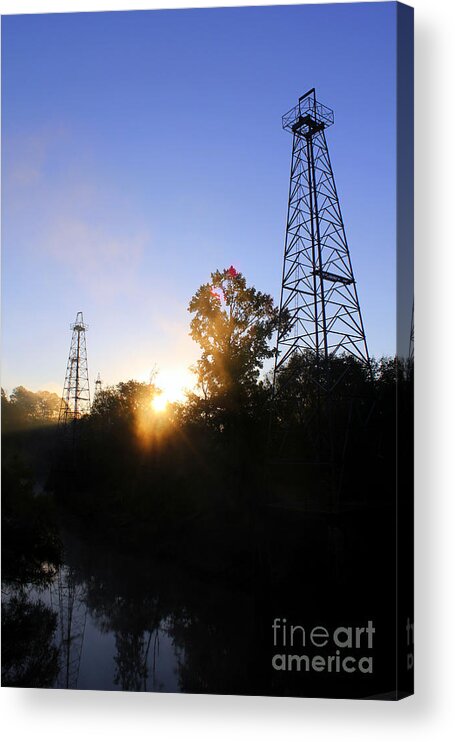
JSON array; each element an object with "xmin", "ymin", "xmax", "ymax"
[{"xmin": 1, "ymin": 0, "xmax": 454, "ymax": 739}]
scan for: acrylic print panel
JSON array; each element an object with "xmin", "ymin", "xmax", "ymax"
[{"xmin": 1, "ymin": 2, "xmax": 413, "ymax": 699}]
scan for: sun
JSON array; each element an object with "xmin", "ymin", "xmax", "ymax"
[
  {"xmin": 151, "ymin": 393, "xmax": 168, "ymax": 413},
  {"xmin": 141, "ymin": 367, "xmax": 195, "ymax": 413}
]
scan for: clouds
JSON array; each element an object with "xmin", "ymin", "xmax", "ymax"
[
  {"xmin": 2, "ymin": 123, "xmax": 199, "ymax": 394},
  {"xmin": 45, "ymin": 217, "xmax": 148, "ymax": 302},
  {"xmin": 7, "ymin": 133, "xmax": 47, "ymax": 187},
  {"xmin": 5, "ymin": 127, "xmax": 65, "ymax": 188},
  {"xmin": 4, "ymin": 125, "xmax": 151, "ymax": 303}
]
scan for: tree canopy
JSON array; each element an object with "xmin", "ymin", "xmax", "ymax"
[
  {"xmin": 90, "ymin": 380, "xmax": 158, "ymax": 423},
  {"xmin": 188, "ymin": 266, "xmax": 280, "ymax": 406},
  {"xmin": 1, "ymin": 386, "xmax": 61, "ymax": 431}
]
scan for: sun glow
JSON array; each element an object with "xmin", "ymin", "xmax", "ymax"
[
  {"xmin": 139, "ymin": 366, "xmax": 195, "ymax": 408},
  {"xmin": 151, "ymin": 393, "xmax": 168, "ymax": 413}
]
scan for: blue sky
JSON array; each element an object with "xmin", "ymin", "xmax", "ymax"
[{"xmin": 2, "ymin": 2, "xmax": 397, "ymax": 399}]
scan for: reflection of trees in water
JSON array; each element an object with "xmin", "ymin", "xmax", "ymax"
[
  {"xmin": 79, "ymin": 546, "xmax": 168, "ymax": 692},
  {"xmin": 1, "ymin": 450, "xmax": 63, "ymax": 689},
  {"xmin": 62, "ymin": 534, "xmax": 258, "ymax": 695},
  {"xmin": 169, "ymin": 589, "xmax": 256, "ymax": 695},
  {"xmin": 113, "ymin": 625, "xmax": 162, "ymax": 692},
  {"xmin": 48, "ymin": 566, "xmax": 88, "ymax": 689},
  {"xmin": 1, "ymin": 590, "xmax": 59, "ymax": 688},
  {"xmin": 2, "ymin": 567, "xmax": 88, "ymax": 690},
  {"xmin": 92, "ymin": 583, "xmax": 163, "ymax": 692}
]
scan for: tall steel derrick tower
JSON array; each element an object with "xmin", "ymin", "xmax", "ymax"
[
  {"xmin": 58, "ymin": 312, "xmax": 91, "ymax": 425},
  {"xmin": 275, "ymin": 88, "xmax": 369, "ymax": 377},
  {"xmin": 272, "ymin": 89, "xmax": 371, "ymax": 465},
  {"xmin": 94, "ymin": 372, "xmax": 103, "ymax": 402}
]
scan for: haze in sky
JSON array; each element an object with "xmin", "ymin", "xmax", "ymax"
[{"xmin": 2, "ymin": 3, "xmax": 398, "ymax": 401}]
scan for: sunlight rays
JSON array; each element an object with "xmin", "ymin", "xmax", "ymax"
[{"xmin": 151, "ymin": 393, "xmax": 168, "ymax": 413}]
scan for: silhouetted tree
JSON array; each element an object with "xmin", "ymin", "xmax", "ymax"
[
  {"xmin": 90, "ymin": 380, "xmax": 159, "ymax": 426},
  {"xmin": 2, "ymin": 455, "xmax": 62, "ymax": 586},
  {"xmin": 188, "ymin": 266, "xmax": 280, "ymax": 423},
  {"xmin": 2, "ymin": 386, "xmax": 61, "ymax": 431}
]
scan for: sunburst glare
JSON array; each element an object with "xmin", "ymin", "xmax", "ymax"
[{"xmin": 151, "ymin": 393, "xmax": 168, "ymax": 413}]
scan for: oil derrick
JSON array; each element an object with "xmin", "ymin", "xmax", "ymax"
[
  {"xmin": 58, "ymin": 312, "xmax": 91, "ymax": 425},
  {"xmin": 94, "ymin": 372, "xmax": 103, "ymax": 402},
  {"xmin": 271, "ymin": 89, "xmax": 372, "ymax": 499},
  {"xmin": 49, "ymin": 566, "xmax": 87, "ymax": 689}
]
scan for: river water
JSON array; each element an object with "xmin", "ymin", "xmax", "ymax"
[
  {"xmin": 3, "ymin": 529, "xmax": 256, "ymax": 694},
  {"xmin": 29, "ymin": 569, "xmax": 181, "ymax": 693}
]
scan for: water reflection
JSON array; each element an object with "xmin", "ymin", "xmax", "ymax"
[
  {"xmin": 1, "ymin": 589, "xmax": 60, "ymax": 688},
  {"xmin": 3, "ymin": 531, "xmax": 257, "ymax": 693},
  {"xmin": 49, "ymin": 567, "xmax": 87, "ymax": 689},
  {"xmin": 23, "ymin": 539, "xmax": 184, "ymax": 692},
  {"xmin": 2, "ymin": 513, "xmax": 400, "ymax": 697},
  {"xmin": 72, "ymin": 537, "xmax": 183, "ymax": 692}
]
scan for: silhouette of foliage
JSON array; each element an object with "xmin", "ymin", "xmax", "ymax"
[
  {"xmin": 2, "ymin": 455, "xmax": 62, "ymax": 587},
  {"xmin": 2, "ymin": 594, "xmax": 59, "ymax": 688},
  {"xmin": 90, "ymin": 380, "xmax": 159, "ymax": 423},
  {"xmin": 2, "ymin": 386, "xmax": 61, "ymax": 431},
  {"xmin": 188, "ymin": 267, "xmax": 280, "ymax": 402}
]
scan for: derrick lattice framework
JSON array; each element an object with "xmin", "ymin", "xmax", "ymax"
[
  {"xmin": 94, "ymin": 372, "xmax": 103, "ymax": 402},
  {"xmin": 274, "ymin": 89, "xmax": 370, "ymax": 384},
  {"xmin": 58, "ymin": 312, "xmax": 91, "ymax": 424}
]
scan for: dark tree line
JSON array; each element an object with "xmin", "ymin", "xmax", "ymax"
[
  {"xmin": 2, "ymin": 386, "xmax": 61, "ymax": 432},
  {"xmin": 42, "ymin": 268, "xmax": 410, "ymax": 565},
  {"xmin": 2, "ymin": 266, "xmax": 412, "ymax": 575}
]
